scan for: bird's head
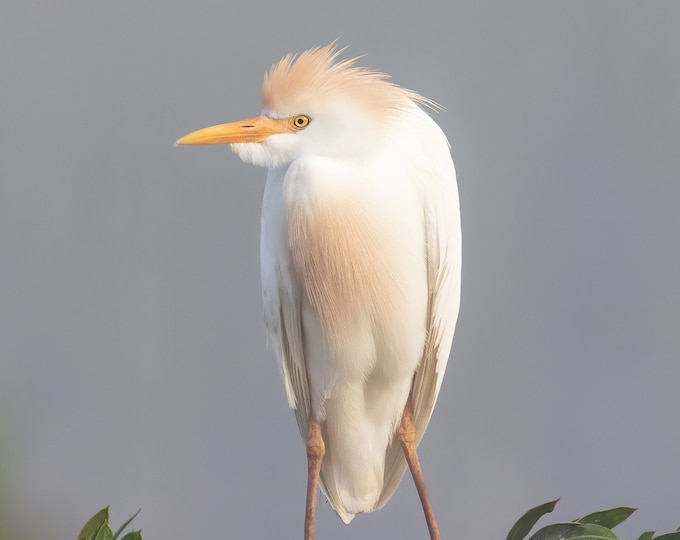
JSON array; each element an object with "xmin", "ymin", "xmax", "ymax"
[{"xmin": 176, "ymin": 43, "xmax": 435, "ymax": 168}]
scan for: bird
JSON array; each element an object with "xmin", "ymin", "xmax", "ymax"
[{"xmin": 176, "ymin": 43, "xmax": 461, "ymax": 540}]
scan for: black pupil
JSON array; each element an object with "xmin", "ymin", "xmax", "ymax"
[{"xmin": 297, "ymin": 118, "xmax": 304, "ymax": 125}]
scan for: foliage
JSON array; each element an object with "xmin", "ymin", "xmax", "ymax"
[
  {"xmin": 507, "ymin": 499, "xmax": 680, "ymax": 540},
  {"xmin": 75, "ymin": 501, "xmax": 679, "ymax": 539},
  {"xmin": 77, "ymin": 507, "xmax": 142, "ymax": 540}
]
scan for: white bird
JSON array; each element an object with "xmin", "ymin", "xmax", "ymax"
[{"xmin": 176, "ymin": 43, "xmax": 461, "ymax": 540}]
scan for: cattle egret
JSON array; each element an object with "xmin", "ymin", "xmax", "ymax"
[{"xmin": 176, "ymin": 43, "xmax": 461, "ymax": 540}]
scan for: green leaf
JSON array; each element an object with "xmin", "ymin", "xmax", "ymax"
[
  {"xmin": 528, "ymin": 523, "xmax": 580, "ymax": 540},
  {"xmin": 576, "ymin": 507, "xmax": 637, "ymax": 529},
  {"xmin": 653, "ymin": 534, "xmax": 680, "ymax": 540},
  {"xmin": 95, "ymin": 525, "xmax": 114, "ymax": 540},
  {"xmin": 112, "ymin": 509, "xmax": 141, "ymax": 540},
  {"xmin": 119, "ymin": 531, "xmax": 143, "ymax": 540},
  {"xmin": 528, "ymin": 522, "xmax": 620, "ymax": 540},
  {"xmin": 507, "ymin": 499, "xmax": 560, "ymax": 540},
  {"xmin": 637, "ymin": 532, "xmax": 655, "ymax": 540},
  {"xmin": 77, "ymin": 507, "xmax": 110, "ymax": 540}
]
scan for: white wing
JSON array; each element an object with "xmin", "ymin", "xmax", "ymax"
[
  {"xmin": 377, "ymin": 127, "xmax": 462, "ymax": 509},
  {"xmin": 260, "ymin": 169, "xmax": 311, "ymax": 442}
]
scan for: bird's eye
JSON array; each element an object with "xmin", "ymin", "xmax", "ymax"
[{"xmin": 291, "ymin": 115, "xmax": 310, "ymax": 130}]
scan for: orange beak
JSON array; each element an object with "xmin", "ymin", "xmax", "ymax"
[{"xmin": 175, "ymin": 116, "xmax": 292, "ymax": 145}]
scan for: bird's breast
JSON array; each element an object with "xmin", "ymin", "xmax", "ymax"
[{"xmin": 283, "ymin": 159, "xmax": 404, "ymax": 352}]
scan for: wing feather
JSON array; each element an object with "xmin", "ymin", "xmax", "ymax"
[
  {"xmin": 377, "ymin": 153, "xmax": 461, "ymax": 509},
  {"xmin": 262, "ymin": 237, "xmax": 354, "ymax": 522},
  {"xmin": 262, "ymin": 260, "xmax": 310, "ymax": 442}
]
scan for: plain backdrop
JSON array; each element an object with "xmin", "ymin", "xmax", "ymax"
[{"xmin": 1, "ymin": 2, "xmax": 679, "ymax": 539}]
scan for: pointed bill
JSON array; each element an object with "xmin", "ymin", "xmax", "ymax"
[{"xmin": 175, "ymin": 116, "xmax": 292, "ymax": 145}]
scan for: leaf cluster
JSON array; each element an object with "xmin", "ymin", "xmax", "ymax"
[
  {"xmin": 507, "ymin": 499, "xmax": 680, "ymax": 540},
  {"xmin": 77, "ymin": 507, "xmax": 142, "ymax": 540},
  {"xmin": 76, "ymin": 501, "xmax": 678, "ymax": 539}
]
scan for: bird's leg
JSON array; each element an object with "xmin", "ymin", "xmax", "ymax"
[
  {"xmin": 304, "ymin": 418, "xmax": 325, "ymax": 540},
  {"xmin": 398, "ymin": 397, "xmax": 442, "ymax": 540}
]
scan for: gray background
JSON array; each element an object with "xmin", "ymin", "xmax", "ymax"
[{"xmin": 1, "ymin": 2, "xmax": 679, "ymax": 539}]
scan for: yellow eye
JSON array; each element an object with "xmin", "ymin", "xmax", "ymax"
[{"xmin": 292, "ymin": 115, "xmax": 310, "ymax": 129}]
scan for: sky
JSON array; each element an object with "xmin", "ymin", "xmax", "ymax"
[{"xmin": 1, "ymin": 2, "xmax": 679, "ymax": 539}]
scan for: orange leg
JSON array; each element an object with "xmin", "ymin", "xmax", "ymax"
[
  {"xmin": 398, "ymin": 399, "xmax": 442, "ymax": 540},
  {"xmin": 304, "ymin": 419, "xmax": 325, "ymax": 540}
]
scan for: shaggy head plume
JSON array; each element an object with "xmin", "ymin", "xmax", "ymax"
[{"xmin": 261, "ymin": 43, "xmax": 437, "ymax": 116}]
